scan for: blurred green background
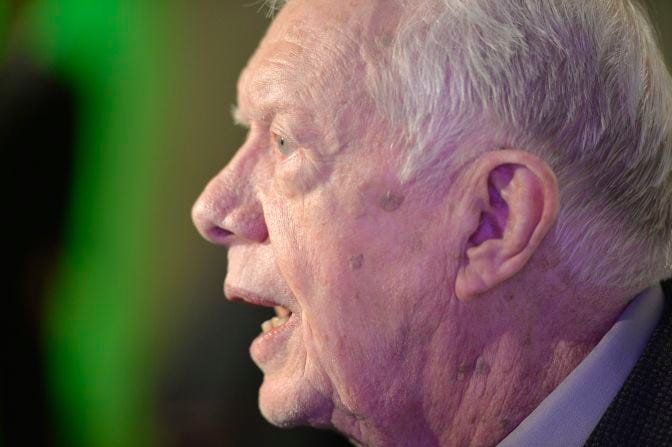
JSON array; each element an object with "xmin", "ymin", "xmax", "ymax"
[{"xmin": 1, "ymin": 1, "xmax": 671, "ymax": 446}]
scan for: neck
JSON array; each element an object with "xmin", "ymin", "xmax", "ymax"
[
  {"xmin": 335, "ymin": 277, "xmax": 632, "ymax": 446},
  {"xmin": 430, "ymin": 321, "xmax": 602, "ymax": 446}
]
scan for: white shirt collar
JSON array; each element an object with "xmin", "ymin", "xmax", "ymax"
[{"xmin": 498, "ymin": 284, "xmax": 665, "ymax": 447}]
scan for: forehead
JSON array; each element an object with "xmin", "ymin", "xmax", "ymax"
[{"xmin": 236, "ymin": 0, "xmax": 399, "ymax": 121}]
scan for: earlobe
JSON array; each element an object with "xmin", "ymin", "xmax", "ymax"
[{"xmin": 454, "ymin": 150, "xmax": 559, "ymax": 301}]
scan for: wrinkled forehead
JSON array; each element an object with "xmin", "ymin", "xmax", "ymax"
[{"xmin": 237, "ymin": 0, "xmax": 401, "ymax": 119}]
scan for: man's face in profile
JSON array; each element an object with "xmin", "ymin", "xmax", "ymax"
[
  {"xmin": 193, "ymin": 0, "xmax": 460, "ymax": 439},
  {"xmin": 193, "ymin": 0, "xmax": 672, "ymax": 444}
]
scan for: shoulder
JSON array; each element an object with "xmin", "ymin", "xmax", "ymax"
[{"xmin": 585, "ymin": 277, "xmax": 672, "ymax": 446}]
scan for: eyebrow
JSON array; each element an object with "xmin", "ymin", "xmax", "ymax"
[
  {"xmin": 232, "ymin": 75, "xmax": 312, "ymax": 132},
  {"xmin": 230, "ymin": 104, "xmax": 247, "ymax": 128},
  {"xmin": 231, "ymin": 86, "xmax": 286, "ymax": 128},
  {"xmin": 230, "ymin": 99, "xmax": 295, "ymax": 130}
]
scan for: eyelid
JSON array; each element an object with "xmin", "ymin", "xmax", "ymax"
[{"xmin": 270, "ymin": 120, "xmax": 293, "ymax": 142}]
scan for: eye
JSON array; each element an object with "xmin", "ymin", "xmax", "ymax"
[{"xmin": 273, "ymin": 133, "xmax": 295, "ymax": 157}]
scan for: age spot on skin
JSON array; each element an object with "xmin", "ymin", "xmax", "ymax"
[
  {"xmin": 475, "ymin": 356, "xmax": 490, "ymax": 375},
  {"xmin": 378, "ymin": 190, "xmax": 405, "ymax": 212},
  {"xmin": 458, "ymin": 361, "xmax": 473, "ymax": 374},
  {"xmin": 409, "ymin": 235, "xmax": 425, "ymax": 253},
  {"xmin": 349, "ymin": 254, "xmax": 364, "ymax": 270},
  {"xmin": 457, "ymin": 360, "xmax": 473, "ymax": 380}
]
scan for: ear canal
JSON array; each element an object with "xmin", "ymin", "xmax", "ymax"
[
  {"xmin": 468, "ymin": 211, "xmax": 503, "ymax": 246},
  {"xmin": 467, "ymin": 172, "xmax": 511, "ymax": 247}
]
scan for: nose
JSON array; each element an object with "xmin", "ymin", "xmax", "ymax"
[{"xmin": 191, "ymin": 148, "xmax": 269, "ymax": 245}]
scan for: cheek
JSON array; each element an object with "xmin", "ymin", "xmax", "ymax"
[
  {"xmin": 302, "ymin": 234, "xmax": 423, "ymax": 375},
  {"xmin": 303, "ymin": 274, "xmax": 436, "ymax": 419},
  {"xmin": 264, "ymin": 181, "xmax": 451, "ymax": 402},
  {"xmin": 272, "ymin": 149, "xmax": 330, "ymax": 198}
]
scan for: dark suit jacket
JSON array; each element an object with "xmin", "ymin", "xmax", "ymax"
[{"xmin": 584, "ymin": 277, "xmax": 672, "ymax": 446}]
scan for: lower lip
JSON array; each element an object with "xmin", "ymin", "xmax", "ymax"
[{"xmin": 250, "ymin": 312, "xmax": 299, "ymax": 364}]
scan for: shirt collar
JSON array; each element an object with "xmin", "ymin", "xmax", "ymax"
[{"xmin": 498, "ymin": 283, "xmax": 665, "ymax": 447}]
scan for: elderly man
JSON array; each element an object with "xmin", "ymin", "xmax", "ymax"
[{"xmin": 192, "ymin": 0, "xmax": 672, "ymax": 445}]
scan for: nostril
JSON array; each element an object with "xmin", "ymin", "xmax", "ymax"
[{"xmin": 207, "ymin": 227, "xmax": 233, "ymax": 241}]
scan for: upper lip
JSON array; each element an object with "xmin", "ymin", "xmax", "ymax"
[{"xmin": 224, "ymin": 284, "xmax": 293, "ymax": 312}]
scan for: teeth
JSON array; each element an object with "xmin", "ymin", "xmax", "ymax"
[
  {"xmin": 271, "ymin": 316, "xmax": 287, "ymax": 328},
  {"xmin": 275, "ymin": 306, "xmax": 291, "ymax": 318},
  {"xmin": 261, "ymin": 316, "xmax": 289, "ymax": 333}
]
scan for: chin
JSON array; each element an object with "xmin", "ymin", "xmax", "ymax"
[{"xmin": 258, "ymin": 370, "xmax": 334, "ymax": 429}]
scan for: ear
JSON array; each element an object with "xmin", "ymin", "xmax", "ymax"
[{"xmin": 454, "ymin": 149, "xmax": 559, "ymax": 301}]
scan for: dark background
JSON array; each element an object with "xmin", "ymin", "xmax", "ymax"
[{"xmin": 1, "ymin": 1, "xmax": 670, "ymax": 446}]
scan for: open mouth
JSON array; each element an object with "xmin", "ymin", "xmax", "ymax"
[
  {"xmin": 225, "ymin": 285, "xmax": 299, "ymax": 365},
  {"xmin": 224, "ymin": 285, "xmax": 297, "ymax": 337}
]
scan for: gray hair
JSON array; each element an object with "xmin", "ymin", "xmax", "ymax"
[
  {"xmin": 364, "ymin": 0, "xmax": 672, "ymax": 290},
  {"xmin": 260, "ymin": 0, "xmax": 286, "ymax": 17},
  {"xmin": 263, "ymin": 0, "xmax": 672, "ymax": 289}
]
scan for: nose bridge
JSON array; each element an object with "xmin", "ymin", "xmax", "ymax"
[{"xmin": 192, "ymin": 144, "xmax": 269, "ymax": 245}]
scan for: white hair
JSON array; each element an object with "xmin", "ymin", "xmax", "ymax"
[
  {"xmin": 362, "ymin": 0, "xmax": 672, "ymax": 290},
  {"xmin": 259, "ymin": 0, "xmax": 287, "ymax": 17}
]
